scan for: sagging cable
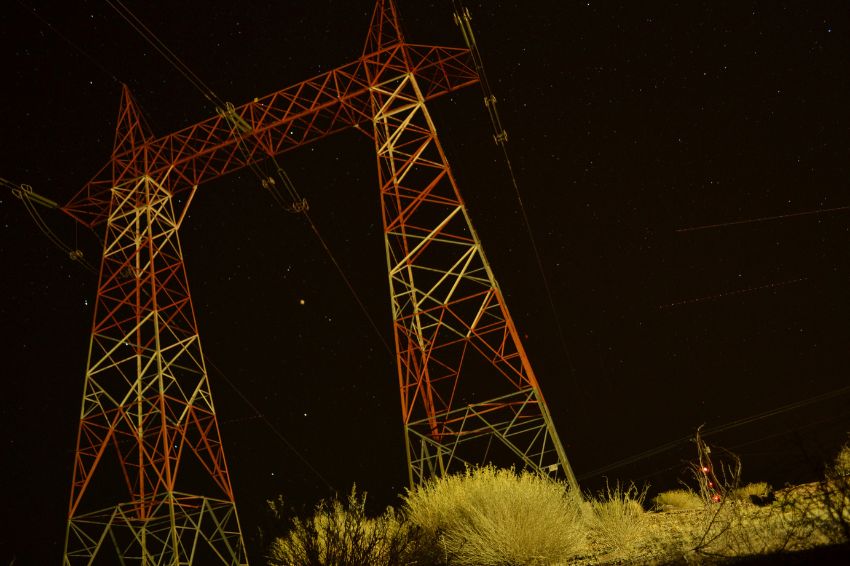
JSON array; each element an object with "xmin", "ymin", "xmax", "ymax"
[{"xmin": 4, "ymin": 180, "xmax": 96, "ymax": 273}]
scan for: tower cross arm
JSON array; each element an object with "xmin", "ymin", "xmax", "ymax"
[{"xmin": 62, "ymin": 44, "xmax": 478, "ymax": 228}]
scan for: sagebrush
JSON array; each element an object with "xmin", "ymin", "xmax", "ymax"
[
  {"xmin": 653, "ymin": 488, "xmax": 705, "ymax": 510},
  {"xmin": 834, "ymin": 442, "xmax": 850, "ymax": 477},
  {"xmin": 266, "ymin": 487, "xmax": 421, "ymax": 566},
  {"xmin": 729, "ymin": 482, "xmax": 771, "ymax": 502},
  {"xmin": 403, "ymin": 465, "xmax": 587, "ymax": 566},
  {"xmin": 585, "ymin": 481, "xmax": 648, "ymax": 556}
]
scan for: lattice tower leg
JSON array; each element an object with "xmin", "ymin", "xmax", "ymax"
[
  {"xmin": 366, "ymin": 59, "xmax": 578, "ymax": 490},
  {"xmin": 63, "ymin": 174, "xmax": 248, "ymax": 564}
]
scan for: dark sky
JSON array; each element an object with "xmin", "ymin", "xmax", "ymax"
[{"xmin": 3, "ymin": 1, "xmax": 850, "ymax": 563}]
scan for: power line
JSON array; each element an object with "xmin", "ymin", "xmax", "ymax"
[
  {"xmin": 15, "ymin": 0, "xmax": 121, "ymax": 84},
  {"xmin": 629, "ymin": 409, "xmax": 850, "ymax": 485},
  {"xmin": 96, "ymin": 2, "xmax": 393, "ymax": 488},
  {"xmin": 256, "ymin": 163, "xmax": 395, "ymax": 358},
  {"xmin": 677, "ymin": 204, "xmax": 850, "ymax": 233},
  {"xmin": 578, "ymin": 383, "xmax": 850, "ymax": 480},
  {"xmin": 11, "ymin": 0, "xmax": 337, "ymax": 487},
  {"xmin": 451, "ymin": 1, "xmax": 577, "ymax": 378},
  {"xmin": 659, "ymin": 277, "xmax": 809, "ymax": 309},
  {"xmin": 105, "ymin": 0, "xmax": 223, "ymax": 106},
  {"xmin": 203, "ymin": 355, "xmax": 335, "ymax": 492},
  {"xmin": 302, "ymin": 211, "xmax": 396, "ymax": 358},
  {"xmin": 218, "ymin": 111, "xmax": 396, "ymax": 359},
  {"xmin": 3, "ymin": 179, "xmax": 97, "ymax": 274}
]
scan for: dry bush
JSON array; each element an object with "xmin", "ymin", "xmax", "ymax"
[
  {"xmin": 784, "ymin": 452, "xmax": 850, "ymax": 549},
  {"xmin": 586, "ymin": 437, "xmax": 850, "ymax": 564},
  {"xmin": 608, "ymin": 487, "xmax": 838, "ymax": 564},
  {"xmin": 641, "ymin": 431, "xmax": 801, "ymax": 563},
  {"xmin": 623, "ymin": 499, "xmax": 809, "ymax": 564},
  {"xmin": 267, "ymin": 487, "xmax": 421, "ymax": 566},
  {"xmin": 634, "ymin": 507, "xmax": 714, "ymax": 564},
  {"xmin": 653, "ymin": 488, "xmax": 705, "ymax": 510},
  {"xmin": 692, "ymin": 499, "xmax": 810, "ymax": 560},
  {"xmin": 682, "ymin": 435, "xmax": 807, "ymax": 560},
  {"xmin": 729, "ymin": 481, "xmax": 771, "ymax": 502},
  {"xmin": 834, "ymin": 442, "xmax": 850, "ymax": 477},
  {"xmin": 585, "ymin": 481, "xmax": 649, "ymax": 556},
  {"xmin": 810, "ymin": 443, "xmax": 850, "ymax": 543},
  {"xmin": 684, "ymin": 445, "xmax": 850, "ymax": 561},
  {"xmin": 403, "ymin": 465, "xmax": 587, "ymax": 566},
  {"xmin": 818, "ymin": 477, "xmax": 850, "ymax": 543}
]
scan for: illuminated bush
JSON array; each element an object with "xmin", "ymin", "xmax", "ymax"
[
  {"xmin": 403, "ymin": 465, "xmax": 587, "ymax": 565},
  {"xmin": 586, "ymin": 481, "xmax": 648, "ymax": 554},
  {"xmin": 653, "ymin": 488, "xmax": 705, "ymax": 510},
  {"xmin": 730, "ymin": 482, "xmax": 772, "ymax": 503},
  {"xmin": 266, "ymin": 487, "xmax": 420, "ymax": 566},
  {"xmin": 834, "ymin": 443, "xmax": 850, "ymax": 477}
]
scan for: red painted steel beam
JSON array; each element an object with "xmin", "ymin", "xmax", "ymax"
[{"xmin": 63, "ymin": 44, "xmax": 478, "ymax": 229}]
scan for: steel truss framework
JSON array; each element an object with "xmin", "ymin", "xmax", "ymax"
[
  {"xmin": 63, "ymin": 84, "xmax": 247, "ymax": 563},
  {"xmin": 61, "ymin": 1, "xmax": 576, "ymax": 563},
  {"xmin": 363, "ymin": 2, "xmax": 576, "ymax": 488}
]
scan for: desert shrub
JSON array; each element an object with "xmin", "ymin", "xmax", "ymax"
[
  {"xmin": 795, "ymin": 471, "xmax": 850, "ymax": 546},
  {"xmin": 693, "ymin": 499, "xmax": 809, "ymax": 559},
  {"xmin": 768, "ymin": 443, "xmax": 850, "ymax": 550},
  {"xmin": 403, "ymin": 465, "xmax": 587, "ymax": 565},
  {"xmin": 638, "ymin": 489, "xmax": 830, "ymax": 563},
  {"xmin": 653, "ymin": 488, "xmax": 705, "ymax": 510},
  {"xmin": 730, "ymin": 482, "xmax": 771, "ymax": 503},
  {"xmin": 585, "ymin": 481, "xmax": 648, "ymax": 554},
  {"xmin": 638, "ymin": 505, "xmax": 715, "ymax": 563},
  {"xmin": 810, "ymin": 441, "xmax": 850, "ymax": 543},
  {"xmin": 833, "ymin": 442, "xmax": 850, "ymax": 477},
  {"xmin": 267, "ymin": 486, "xmax": 421, "ymax": 566},
  {"xmin": 818, "ymin": 477, "xmax": 850, "ymax": 543}
]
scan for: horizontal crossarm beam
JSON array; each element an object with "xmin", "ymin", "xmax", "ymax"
[{"xmin": 62, "ymin": 44, "xmax": 478, "ymax": 228}]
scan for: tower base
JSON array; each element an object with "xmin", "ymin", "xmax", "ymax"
[{"xmin": 64, "ymin": 493, "xmax": 248, "ymax": 565}]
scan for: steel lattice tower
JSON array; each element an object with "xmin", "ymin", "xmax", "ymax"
[
  {"xmin": 362, "ymin": 2, "xmax": 577, "ymax": 488},
  {"xmin": 63, "ymin": 87, "xmax": 248, "ymax": 564},
  {"xmin": 59, "ymin": 1, "xmax": 576, "ymax": 562}
]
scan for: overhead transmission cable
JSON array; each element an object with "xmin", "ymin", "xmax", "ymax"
[
  {"xmin": 221, "ymin": 120, "xmax": 396, "ymax": 358},
  {"xmin": 106, "ymin": 0, "xmax": 222, "ymax": 106},
  {"xmin": 102, "ymin": 1, "xmax": 328, "ymax": 487},
  {"xmin": 451, "ymin": 1, "xmax": 577, "ymax": 376},
  {"xmin": 577, "ymin": 382, "xmax": 850, "ymax": 480},
  {"xmin": 102, "ymin": 0, "xmax": 396, "ymax": 485},
  {"xmin": 628, "ymin": 408, "xmax": 850, "ymax": 484},
  {"xmin": 107, "ymin": 0, "xmax": 393, "ymax": 357},
  {"xmin": 677, "ymin": 204, "xmax": 850, "ymax": 233},
  {"xmin": 659, "ymin": 276, "xmax": 809, "ymax": 309},
  {"xmin": 15, "ymin": 0, "xmax": 121, "ymax": 84},
  {"xmin": 203, "ymin": 355, "xmax": 335, "ymax": 492},
  {"xmin": 2, "ymin": 178, "xmax": 97, "ymax": 274}
]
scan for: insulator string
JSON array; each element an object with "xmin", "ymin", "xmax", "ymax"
[{"xmin": 451, "ymin": 0, "xmax": 577, "ymax": 379}]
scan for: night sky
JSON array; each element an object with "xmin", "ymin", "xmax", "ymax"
[{"xmin": 3, "ymin": 1, "xmax": 850, "ymax": 563}]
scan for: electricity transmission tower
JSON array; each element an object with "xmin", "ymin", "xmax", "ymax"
[
  {"xmin": 362, "ymin": 3, "xmax": 577, "ymax": 489},
  {"xmin": 62, "ymin": 88, "xmax": 248, "ymax": 564},
  {"xmin": 57, "ymin": 1, "xmax": 576, "ymax": 563}
]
